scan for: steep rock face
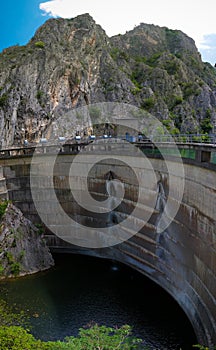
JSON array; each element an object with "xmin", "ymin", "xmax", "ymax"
[
  {"xmin": 110, "ymin": 25, "xmax": 216, "ymax": 131},
  {"xmin": 0, "ymin": 203, "xmax": 54, "ymax": 278},
  {"xmin": 0, "ymin": 14, "xmax": 216, "ymax": 146}
]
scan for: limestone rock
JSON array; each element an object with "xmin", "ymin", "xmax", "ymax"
[
  {"xmin": 0, "ymin": 13, "xmax": 216, "ymax": 146},
  {"xmin": 0, "ymin": 203, "xmax": 54, "ymax": 278}
]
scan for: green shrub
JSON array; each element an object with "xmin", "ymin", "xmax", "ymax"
[
  {"xmin": 131, "ymin": 87, "xmax": 141, "ymax": 95},
  {"xmin": 0, "ymin": 326, "xmax": 49, "ymax": 350},
  {"xmin": 0, "ymin": 319, "xmax": 213, "ymax": 350},
  {"xmin": 175, "ymin": 52, "xmax": 182, "ymax": 59},
  {"xmin": 201, "ymin": 133, "xmax": 211, "ymax": 143},
  {"xmin": 10, "ymin": 262, "xmax": 21, "ymax": 277},
  {"xmin": 0, "ymin": 200, "xmax": 8, "ymax": 219},
  {"xmin": 19, "ymin": 251, "xmax": 25, "ymax": 261},
  {"xmin": 5, "ymin": 251, "xmax": 14, "ymax": 265},
  {"xmin": 134, "ymin": 55, "xmax": 147, "ymax": 64},
  {"xmin": 110, "ymin": 48, "xmax": 129, "ymax": 61},
  {"xmin": 201, "ymin": 117, "xmax": 213, "ymax": 134},
  {"xmin": 141, "ymin": 97, "xmax": 155, "ymax": 110},
  {"xmin": 35, "ymin": 223, "xmax": 44, "ymax": 235},
  {"xmin": 173, "ymin": 95, "xmax": 183, "ymax": 106},
  {"xmin": 164, "ymin": 60, "xmax": 179, "ymax": 75},
  {"xmin": 0, "ymin": 93, "xmax": 8, "ymax": 108},
  {"xmin": 0, "ymin": 324, "xmax": 144, "ymax": 350},
  {"xmin": 192, "ymin": 135, "xmax": 202, "ymax": 143},
  {"xmin": 162, "ymin": 119, "xmax": 172, "ymax": 130},
  {"xmin": 130, "ymin": 72, "xmax": 142, "ymax": 90},
  {"xmin": 4, "ymin": 251, "xmax": 21, "ymax": 276},
  {"xmin": 0, "ymin": 264, "xmax": 4, "ymax": 276},
  {"xmin": 34, "ymin": 41, "xmax": 45, "ymax": 48},
  {"xmin": 205, "ymin": 108, "xmax": 212, "ymax": 118},
  {"xmin": 181, "ymin": 82, "xmax": 196, "ymax": 98},
  {"xmin": 170, "ymin": 127, "xmax": 180, "ymax": 135},
  {"xmin": 193, "ymin": 345, "xmax": 216, "ymax": 350},
  {"xmin": 11, "ymin": 239, "xmax": 17, "ymax": 248},
  {"xmin": 36, "ymin": 90, "xmax": 44, "ymax": 101},
  {"xmin": 64, "ymin": 323, "xmax": 143, "ymax": 349},
  {"xmin": 146, "ymin": 52, "xmax": 162, "ymax": 67}
]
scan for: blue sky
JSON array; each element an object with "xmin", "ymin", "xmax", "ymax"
[
  {"xmin": 0, "ymin": 0, "xmax": 49, "ymax": 51},
  {"xmin": 0, "ymin": 0, "xmax": 215, "ymax": 66}
]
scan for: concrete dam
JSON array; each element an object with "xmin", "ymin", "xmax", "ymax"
[{"xmin": 0, "ymin": 141, "xmax": 216, "ymax": 348}]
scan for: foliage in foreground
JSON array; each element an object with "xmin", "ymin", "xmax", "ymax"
[
  {"xmin": 0, "ymin": 298, "xmax": 143, "ymax": 349},
  {"xmin": 0, "ymin": 324, "xmax": 144, "ymax": 350},
  {"xmin": 1, "ymin": 324, "xmax": 216, "ymax": 350},
  {"xmin": 0, "ymin": 300, "xmax": 146, "ymax": 350},
  {"xmin": 193, "ymin": 345, "xmax": 216, "ymax": 350},
  {"xmin": 0, "ymin": 298, "xmax": 215, "ymax": 349}
]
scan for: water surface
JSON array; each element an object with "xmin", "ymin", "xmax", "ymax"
[{"xmin": 0, "ymin": 253, "xmax": 197, "ymax": 349}]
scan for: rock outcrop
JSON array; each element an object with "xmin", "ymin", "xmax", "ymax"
[
  {"xmin": 0, "ymin": 203, "xmax": 54, "ymax": 278},
  {"xmin": 0, "ymin": 14, "xmax": 216, "ymax": 146}
]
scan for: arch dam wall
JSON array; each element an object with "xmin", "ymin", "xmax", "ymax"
[{"xmin": 0, "ymin": 147, "xmax": 216, "ymax": 348}]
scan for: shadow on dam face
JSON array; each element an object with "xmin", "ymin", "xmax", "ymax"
[{"xmin": 47, "ymin": 253, "xmax": 198, "ymax": 348}]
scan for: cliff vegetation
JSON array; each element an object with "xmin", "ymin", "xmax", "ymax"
[
  {"xmin": 0, "ymin": 14, "xmax": 216, "ymax": 146},
  {"xmin": 0, "ymin": 201, "xmax": 54, "ymax": 278}
]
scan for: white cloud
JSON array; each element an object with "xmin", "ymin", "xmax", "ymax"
[
  {"xmin": 39, "ymin": 0, "xmax": 216, "ymax": 64},
  {"xmin": 199, "ymin": 34, "xmax": 216, "ymax": 65}
]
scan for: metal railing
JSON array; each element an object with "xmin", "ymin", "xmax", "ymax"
[
  {"xmin": 0, "ymin": 134, "xmax": 216, "ymax": 164},
  {"xmin": 148, "ymin": 134, "xmax": 216, "ymax": 144}
]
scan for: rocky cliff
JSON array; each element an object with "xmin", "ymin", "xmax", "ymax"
[
  {"xmin": 0, "ymin": 202, "xmax": 54, "ymax": 278},
  {"xmin": 0, "ymin": 13, "xmax": 216, "ymax": 146}
]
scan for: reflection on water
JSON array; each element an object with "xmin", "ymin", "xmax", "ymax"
[{"xmin": 0, "ymin": 254, "xmax": 196, "ymax": 349}]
